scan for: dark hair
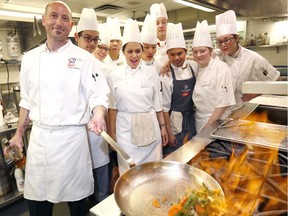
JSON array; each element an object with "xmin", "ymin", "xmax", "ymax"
[{"xmin": 122, "ymin": 43, "xmax": 144, "ymax": 53}]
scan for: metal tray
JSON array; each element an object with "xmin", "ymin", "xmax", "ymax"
[{"xmin": 210, "ymin": 119, "xmax": 288, "ymax": 150}]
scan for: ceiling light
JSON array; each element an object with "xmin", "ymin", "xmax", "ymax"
[
  {"xmin": 173, "ymin": 0, "xmax": 215, "ymax": 12},
  {"xmin": 0, "ymin": 10, "xmax": 42, "ymax": 21}
]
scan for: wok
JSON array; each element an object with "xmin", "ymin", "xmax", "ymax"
[{"xmin": 101, "ymin": 132, "xmax": 224, "ymax": 216}]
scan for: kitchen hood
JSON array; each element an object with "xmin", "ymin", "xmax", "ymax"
[{"xmin": 192, "ymin": 0, "xmax": 288, "ymax": 18}]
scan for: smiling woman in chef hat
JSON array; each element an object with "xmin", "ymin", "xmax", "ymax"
[
  {"xmin": 107, "ymin": 19, "xmax": 168, "ymax": 175},
  {"xmin": 214, "ymin": 10, "xmax": 280, "ymax": 111},
  {"xmin": 192, "ymin": 20, "xmax": 235, "ymax": 133},
  {"xmin": 74, "ymin": 8, "xmax": 100, "ymax": 53},
  {"xmin": 93, "ymin": 24, "xmax": 110, "ymax": 62}
]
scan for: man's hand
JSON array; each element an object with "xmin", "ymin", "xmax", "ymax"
[
  {"xmin": 160, "ymin": 60, "xmax": 170, "ymax": 77},
  {"xmin": 4, "ymin": 135, "xmax": 23, "ymax": 156},
  {"xmin": 88, "ymin": 106, "xmax": 107, "ymax": 135}
]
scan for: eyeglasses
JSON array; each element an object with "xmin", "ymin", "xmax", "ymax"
[
  {"xmin": 79, "ymin": 35, "xmax": 101, "ymax": 44},
  {"xmin": 97, "ymin": 45, "xmax": 110, "ymax": 52},
  {"xmin": 215, "ymin": 37, "xmax": 234, "ymax": 46}
]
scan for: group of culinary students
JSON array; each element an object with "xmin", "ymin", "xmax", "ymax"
[
  {"xmin": 5, "ymin": 1, "xmax": 280, "ymax": 215},
  {"xmin": 77, "ymin": 1, "xmax": 280, "ymax": 203}
]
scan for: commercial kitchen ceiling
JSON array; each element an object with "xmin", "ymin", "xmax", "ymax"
[
  {"xmin": 0, "ymin": 0, "xmax": 221, "ymax": 32},
  {"xmin": 0, "ymin": 0, "xmax": 287, "ymax": 35}
]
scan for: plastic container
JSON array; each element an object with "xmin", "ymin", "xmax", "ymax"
[{"xmin": 14, "ymin": 168, "xmax": 24, "ymax": 192}]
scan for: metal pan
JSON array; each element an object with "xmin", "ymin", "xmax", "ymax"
[
  {"xmin": 100, "ymin": 132, "xmax": 224, "ymax": 216},
  {"xmin": 114, "ymin": 161, "xmax": 224, "ymax": 216}
]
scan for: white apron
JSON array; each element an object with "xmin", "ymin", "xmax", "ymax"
[
  {"xmin": 24, "ymin": 123, "xmax": 94, "ymax": 203},
  {"xmin": 112, "ymin": 66, "xmax": 162, "ymax": 175},
  {"xmin": 88, "ymin": 131, "xmax": 110, "ymax": 169}
]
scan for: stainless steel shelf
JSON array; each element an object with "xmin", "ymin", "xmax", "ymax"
[{"xmin": 0, "ymin": 180, "xmax": 23, "ymax": 208}]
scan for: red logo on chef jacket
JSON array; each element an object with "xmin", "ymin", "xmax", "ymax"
[
  {"xmin": 181, "ymin": 85, "xmax": 190, "ymax": 97},
  {"xmin": 68, "ymin": 58, "xmax": 76, "ymax": 67}
]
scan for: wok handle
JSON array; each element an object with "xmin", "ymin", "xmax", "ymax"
[{"xmin": 101, "ymin": 131, "xmax": 136, "ymax": 168}]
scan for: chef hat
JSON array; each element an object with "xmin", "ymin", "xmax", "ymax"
[
  {"xmin": 150, "ymin": 3, "xmax": 168, "ymax": 19},
  {"xmin": 77, "ymin": 8, "xmax": 98, "ymax": 33},
  {"xmin": 166, "ymin": 22, "xmax": 186, "ymax": 51},
  {"xmin": 192, "ymin": 20, "xmax": 213, "ymax": 48},
  {"xmin": 216, "ymin": 10, "xmax": 237, "ymax": 37},
  {"xmin": 141, "ymin": 14, "xmax": 157, "ymax": 44},
  {"xmin": 122, "ymin": 19, "xmax": 142, "ymax": 46},
  {"xmin": 98, "ymin": 24, "xmax": 110, "ymax": 46},
  {"xmin": 107, "ymin": 17, "xmax": 122, "ymax": 40}
]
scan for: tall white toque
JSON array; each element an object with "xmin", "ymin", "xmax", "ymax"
[
  {"xmin": 150, "ymin": 3, "xmax": 168, "ymax": 19},
  {"xmin": 216, "ymin": 10, "xmax": 237, "ymax": 37},
  {"xmin": 166, "ymin": 22, "xmax": 186, "ymax": 51},
  {"xmin": 107, "ymin": 17, "xmax": 122, "ymax": 40},
  {"xmin": 77, "ymin": 8, "xmax": 99, "ymax": 33},
  {"xmin": 192, "ymin": 20, "xmax": 213, "ymax": 48},
  {"xmin": 98, "ymin": 24, "xmax": 110, "ymax": 46},
  {"xmin": 122, "ymin": 19, "xmax": 142, "ymax": 46},
  {"xmin": 141, "ymin": 14, "xmax": 157, "ymax": 44}
]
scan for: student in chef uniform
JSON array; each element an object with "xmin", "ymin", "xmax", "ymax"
[
  {"xmin": 108, "ymin": 19, "xmax": 167, "ymax": 175},
  {"xmin": 215, "ymin": 10, "xmax": 280, "ymax": 111},
  {"xmin": 104, "ymin": 17, "xmax": 125, "ymax": 68},
  {"xmin": 161, "ymin": 23, "xmax": 198, "ymax": 156},
  {"xmin": 192, "ymin": 20, "xmax": 235, "ymax": 132},
  {"xmin": 93, "ymin": 24, "xmax": 111, "ymax": 63},
  {"xmin": 150, "ymin": 3, "xmax": 170, "ymax": 67},
  {"xmin": 141, "ymin": 14, "xmax": 162, "ymax": 73},
  {"xmin": 74, "ymin": 9, "xmax": 110, "ymax": 203},
  {"xmin": 5, "ymin": 2, "xmax": 109, "ymax": 216}
]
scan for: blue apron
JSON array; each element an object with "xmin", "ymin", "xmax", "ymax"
[{"xmin": 163, "ymin": 65, "xmax": 196, "ymax": 155}]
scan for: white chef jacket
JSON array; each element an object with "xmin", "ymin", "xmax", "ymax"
[
  {"xmin": 108, "ymin": 61, "xmax": 163, "ymax": 175},
  {"xmin": 144, "ymin": 58, "xmax": 162, "ymax": 75},
  {"xmin": 88, "ymin": 58, "xmax": 112, "ymax": 169},
  {"xmin": 160, "ymin": 60, "xmax": 198, "ymax": 112},
  {"xmin": 104, "ymin": 53, "xmax": 126, "ymax": 68},
  {"xmin": 154, "ymin": 40, "xmax": 169, "ymax": 67},
  {"xmin": 20, "ymin": 40, "xmax": 109, "ymax": 203},
  {"xmin": 193, "ymin": 56, "xmax": 236, "ymax": 132},
  {"xmin": 216, "ymin": 45, "xmax": 280, "ymax": 111}
]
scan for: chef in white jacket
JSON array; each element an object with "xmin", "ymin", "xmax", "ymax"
[
  {"xmin": 150, "ymin": 3, "xmax": 169, "ymax": 67},
  {"xmin": 192, "ymin": 20, "xmax": 235, "ymax": 132},
  {"xmin": 104, "ymin": 17, "xmax": 125, "ymax": 68},
  {"xmin": 214, "ymin": 10, "xmax": 280, "ymax": 111},
  {"xmin": 141, "ymin": 14, "xmax": 162, "ymax": 73},
  {"xmin": 6, "ymin": 2, "xmax": 109, "ymax": 216},
  {"xmin": 108, "ymin": 19, "xmax": 168, "ymax": 175},
  {"xmin": 161, "ymin": 23, "xmax": 198, "ymax": 156},
  {"xmin": 74, "ymin": 9, "xmax": 110, "ymax": 203}
]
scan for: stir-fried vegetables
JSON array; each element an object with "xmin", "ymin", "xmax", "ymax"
[{"xmin": 168, "ymin": 183, "xmax": 226, "ymax": 216}]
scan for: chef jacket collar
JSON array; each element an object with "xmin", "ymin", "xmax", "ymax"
[
  {"xmin": 230, "ymin": 44, "xmax": 242, "ymax": 58},
  {"xmin": 43, "ymin": 40, "xmax": 72, "ymax": 53},
  {"xmin": 157, "ymin": 39, "xmax": 166, "ymax": 47},
  {"xmin": 125, "ymin": 61, "xmax": 142, "ymax": 72}
]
